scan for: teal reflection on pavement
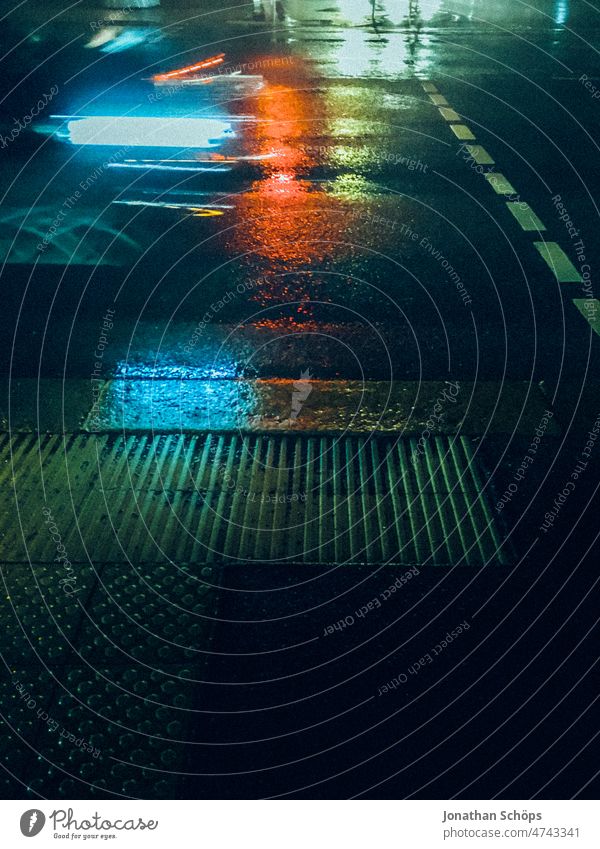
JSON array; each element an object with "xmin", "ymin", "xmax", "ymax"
[{"xmin": 90, "ymin": 378, "xmax": 260, "ymax": 431}]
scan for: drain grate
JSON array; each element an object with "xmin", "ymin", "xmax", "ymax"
[{"xmin": 1, "ymin": 433, "xmax": 507, "ymax": 565}]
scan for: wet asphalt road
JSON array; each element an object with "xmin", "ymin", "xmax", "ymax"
[
  {"xmin": 2, "ymin": 0, "xmax": 600, "ymax": 391},
  {"xmin": 2, "ymin": 0, "xmax": 600, "ymax": 801}
]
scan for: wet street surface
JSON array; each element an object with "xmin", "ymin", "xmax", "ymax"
[{"xmin": 1, "ymin": 0, "xmax": 600, "ymax": 799}]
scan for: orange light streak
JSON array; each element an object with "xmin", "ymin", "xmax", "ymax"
[{"xmin": 152, "ymin": 53, "xmax": 226, "ymax": 82}]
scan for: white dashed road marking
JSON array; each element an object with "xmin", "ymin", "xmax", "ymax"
[
  {"xmin": 485, "ymin": 172, "xmax": 518, "ymax": 196},
  {"xmin": 506, "ymin": 202, "xmax": 547, "ymax": 232},
  {"xmin": 450, "ymin": 124, "xmax": 476, "ymax": 140},
  {"xmin": 438, "ymin": 106, "xmax": 461, "ymax": 121},
  {"xmin": 573, "ymin": 299, "xmax": 600, "ymax": 335},
  {"xmin": 464, "ymin": 145, "xmax": 495, "ymax": 165},
  {"xmin": 422, "ymin": 81, "xmax": 593, "ymax": 334},
  {"xmin": 534, "ymin": 242, "xmax": 582, "ymax": 282}
]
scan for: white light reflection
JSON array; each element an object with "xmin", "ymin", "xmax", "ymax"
[
  {"xmin": 335, "ymin": 0, "xmax": 372, "ymax": 25},
  {"xmin": 554, "ymin": 0, "xmax": 569, "ymax": 25},
  {"xmin": 85, "ymin": 26, "xmax": 161, "ymax": 52},
  {"xmin": 113, "ymin": 199, "xmax": 231, "ymax": 214},
  {"xmin": 285, "ymin": 0, "xmax": 444, "ymax": 25},
  {"xmin": 316, "ymin": 10, "xmax": 439, "ymax": 78},
  {"xmin": 108, "ymin": 162, "xmax": 232, "ymax": 172},
  {"xmin": 59, "ymin": 116, "xmax": 235, "ymax": 148},
  {"xmin": 86, "ymin": 26, "xmax": 122, "ymax": 49}
]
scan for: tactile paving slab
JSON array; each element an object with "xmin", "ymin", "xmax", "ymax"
[
  {"xmin": 0, "ymin": 562, "xmax": 221, "ymax": 798},
  {"xmin": 1, "ymin": 433, "xmax": 508, "ymax": 565}
]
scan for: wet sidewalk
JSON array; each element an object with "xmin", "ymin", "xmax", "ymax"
[{"xmin": 2, "ymin": 378, "xmax": 559, "ymax": 434}]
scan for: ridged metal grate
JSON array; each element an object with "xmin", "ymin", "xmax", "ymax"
[{"xmin": 0, "ymin": 432, "xmax": 507, "ymax": 565}]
